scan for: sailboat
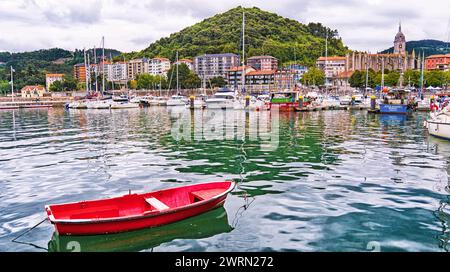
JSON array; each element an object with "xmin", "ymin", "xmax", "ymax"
[{"xmin": 167, "ymin": 52, "xmax": 188, "ymax": 107}]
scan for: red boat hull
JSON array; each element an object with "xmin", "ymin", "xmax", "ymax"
[
  {"xmin": 269, "ymin": 102, "xmax": 299, "ymax": 112},
  {"xmin": 46, "ymin": 181, "xmax": 234, "ymax": 236}
]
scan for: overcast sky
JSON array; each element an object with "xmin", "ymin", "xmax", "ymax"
[{"xmin": 0, "ymin": 0, "xmax": 449, "ymax": 53}]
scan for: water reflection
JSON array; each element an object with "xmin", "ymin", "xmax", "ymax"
[
  {"xmin": 0, "ymin": 108, "xmax": 449, "ymax": 252},
  {"xmin": 48, "ymin": 207, "xmax": 232, "ymax": 252}
]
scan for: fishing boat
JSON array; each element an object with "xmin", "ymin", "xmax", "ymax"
[
  {"xmin": 45, "ymin": 181, "xmax": 235, "ymax": 235},
  {"xmin": 268, "ymin": 91, "xmax": 300, "ymax": 111},
  {"xmin": 205, "ymin": 88, "xmax": 236, "ymax": 109},
  {"xmin": 379, "ymin": 89, "xmax": 409, "ymax": 114}
]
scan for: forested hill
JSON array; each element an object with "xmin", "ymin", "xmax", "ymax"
[
  {"xmin": 380, "ymin": 39, "xmax": 450, "ymax": 56},
  {"xmin": 120, "ymin": 6, "xmax": 349, "ymax": 67}
]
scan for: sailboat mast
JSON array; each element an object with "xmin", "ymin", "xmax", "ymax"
[
  {"xmin": 176, "ymin": 51, "xmax": 179, "ymax": 94},
  {"xmin": 94, "ymin": 46, "xmax": 98, "ymax": 93},
  {"xmin": 241, "ymin": 11, "xmax": 245, "ymax": 94},
  {"xmin": 420, "ymin": 51, "xmax": 425, "ymax": 97},
  {"xmin": 102, "ymin": 36, "xmax": 105, "ymax": 95},
  {"xmin": 10, "ymin": 66, "xmax": 14, "ymax": 102},
  {"xmin": 325, "ymin": 32, "xmax": 328, "ymax": 95},
  {"xmin": 84, "ymin": 49, "xmax": 89, "ymax": 94}
]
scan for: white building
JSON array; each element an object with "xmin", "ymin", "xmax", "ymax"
[
  {"xmin": 45, "ymin": 74, "xmax": 64, "ymax": 90},
  {"xmin": 175, "ymin": 59, "xmax": 194, "ymax": 71},
  {"xmin": 107, "ymin": 62, "xmax": 128, "ymax": 82},
  {"xmin": 316, "ymin": 56, "xmax": 346, "ymax": 85},
  {"xmin": 149, "ymin": 57, "xmax": 171, "ymax": 76}
]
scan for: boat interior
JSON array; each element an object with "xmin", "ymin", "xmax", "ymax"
[{"xmin": 47, "ymin": 181, "xmax": 233, "ymax": 221}]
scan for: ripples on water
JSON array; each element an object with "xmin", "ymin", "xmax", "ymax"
[{"xmin": 0, "ymin": 107, "xmax": 449, "ymax": 252}]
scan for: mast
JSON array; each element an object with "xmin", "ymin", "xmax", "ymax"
[
  {"xmin": 381, "ymin": 57, "xmax": 385, "ymax": 94},
  {"xmin": 241, "ymin": 11, "xmax": 245, "ymax": 94},
  {"xmin": 110, "ymin": 52, "xmax": 115, "ymax": 91},
  {"xmin": 102, "ymin": 36, "xmax": 105, "ymax": 95},
  {"xmin": 10, "ymin": 66, "xmax": 14, "ymax": 102},
  {"xmin": 84, "ymin": 49, "xmax": 89, "ymax": 95},
  {"xmin": 176, "ymin": 51, "xmax": 179, "ymax": 94},
  {"xmin": 365, "ymin": 55, "xmax": 369, "ymax": 95},
  {"xmin": 325, "ymin": 32, "xmax": 328, "ymax": 93},
  {"xmin": 94, "ymin": 46, "xmax": 98, "ymax": 94},
  {"xmin": 87, "ymin": 51, "xmax": 91, "ymax": 94},
  {"xmin": 420, "ymin": 51, "xmax": 425, "ymax": 98}
]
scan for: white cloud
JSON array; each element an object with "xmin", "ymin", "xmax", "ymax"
[{"xmin": 0, "ymin": 0, "xmax": 448, "ymax": 53}]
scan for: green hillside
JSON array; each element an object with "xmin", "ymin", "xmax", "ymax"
[
  {"xmin": 120, "ymin": 6, "xmax": 348, "ymax": 67},
  {"xmin": 381, "ymin": 39, "xmax": 450, "ymax": 56}
]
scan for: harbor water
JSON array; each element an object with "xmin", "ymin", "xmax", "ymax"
[{"xmin": 0, "ymin": 107, "xmax": 449, "ymax": 252}]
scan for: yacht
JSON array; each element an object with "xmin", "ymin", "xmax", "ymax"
[
  {"xmin": 149, "ymin": 97, "xmax": 168, "ymax": 106},
  {"xmin": 167, "ymin": 95, "xmax": 188, "ymax": 106},
  {"xmin": 205, "ymin": 88, "xmax": 236, "ymax": 109}
]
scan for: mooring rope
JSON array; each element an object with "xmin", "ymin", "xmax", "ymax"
[
  {"xmin": 231, "ymin": 113, "xmax": 256, "ymax": 228},
  {"xmin": 11, "ymin": 217, "xmax": 48, "ymax": 251}
]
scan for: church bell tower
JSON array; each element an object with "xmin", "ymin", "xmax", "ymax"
[{"xmin": 394, "ymin": 22, "xmax": 406, "ymax": 55}]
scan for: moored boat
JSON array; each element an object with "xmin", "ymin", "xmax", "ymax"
[
  {"xmin": 268, "ymin": 91, "xmax": 299, "ymax": 111},
  {"xmin": 205, "ymin": 88, "xmax": 236, "ymax": 109},
  {"xmin": 425, "ymin": 110, "xmax": 450, "ymax": 140},
  {"xmin": 45, "ymin": 181, "xmax": 235, "ymax": 235}
]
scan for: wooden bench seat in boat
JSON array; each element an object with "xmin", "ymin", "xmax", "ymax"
[
  {"xmin": 69, "ymin": 205, "xmax": 119, "ymax": 219},
  {"xmin": 190, "ymin": 189, "xmax": 225, "ymax": 201},
  {"xmin": 145, "ymin": 197, "xmax": 169, "ymax": 211}
]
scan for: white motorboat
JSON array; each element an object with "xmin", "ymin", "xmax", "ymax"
[
  {"xmin": 340, "ymin": 95, "xmax": 352, "ymax": 105},
  {"xmin": 322, "ymin": 96, "xmax": 341, "ymax": 107},
  {"xmin": 130, "ymin": 97, "xmax": 142, "ymax": 104},
  {"xmin": 205, "ymin": 88, "xmax": 236, "ymax": 109},
  {"xmin": 149, "ymin": 97, "xmax": 168, "ymax": 106},
  {"xmin": 110, "ymin": 101, "xmax": 140, "ymax": 109},
  {"xmin": 167, "ymin": 95, "xmax": 188, "ymax": 106},
  {"xmin": 233, "ymin": 96, "xmax": 268, "ymax": 110}
]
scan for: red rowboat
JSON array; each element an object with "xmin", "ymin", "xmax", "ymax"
[{"xmin": 45, "ymin": 181, "xmax": 235, "ymax": 236}]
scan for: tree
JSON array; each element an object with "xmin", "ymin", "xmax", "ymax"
[
  {"xmin": 62, "ymin": 76, "xmax": 77, "ymax": 91},
  {"xmin": 128, "ymin": 80, "xmax": 138, "ymax": 90},
  {"xmin": 136, "ymin": 74, "xmax": 155, "ymax": 90},
  {"xmin": 403, "ymin": 69, "xmax": 420, "ymax": 87},
  {"xmin": 49, "ymin": 80, "xmax": 63, "ymax": 92},
  {"xmin": 348, "ymin": 70, "xmax": 363, "ymax": 88},
  {"xmin": 425, "ymin": 70, "xmax": 445, "ymax": 87},
  {"xmin": 209, "ymin": 76, "xmax": 226, "ymax": 88},
  {"xmin": 183, "ymin": 74, "xmax": 201, "ymax": 89},
  {"xmin": 0, "ymin": 80, "xmax": 10, "ymax": 96},
  {"xmin": 384, "ymin": 71, "xmax": 400, "ymax": 87},
  {"xmin": 300, "ymin": 67, "xmax": 325, "ymax": 86},
  {"xmin": 76, "ymin": 82, "xmax": 86, "ymax": 91}
]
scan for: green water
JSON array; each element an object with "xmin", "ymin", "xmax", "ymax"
[{"xmin": 0, "ymin": 107, "xmax": 449, "ymax": 252}]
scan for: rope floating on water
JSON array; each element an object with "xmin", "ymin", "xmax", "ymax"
[{"xmin": 11, "ymin": 217, "xmax": 48, "ymax": 251}]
